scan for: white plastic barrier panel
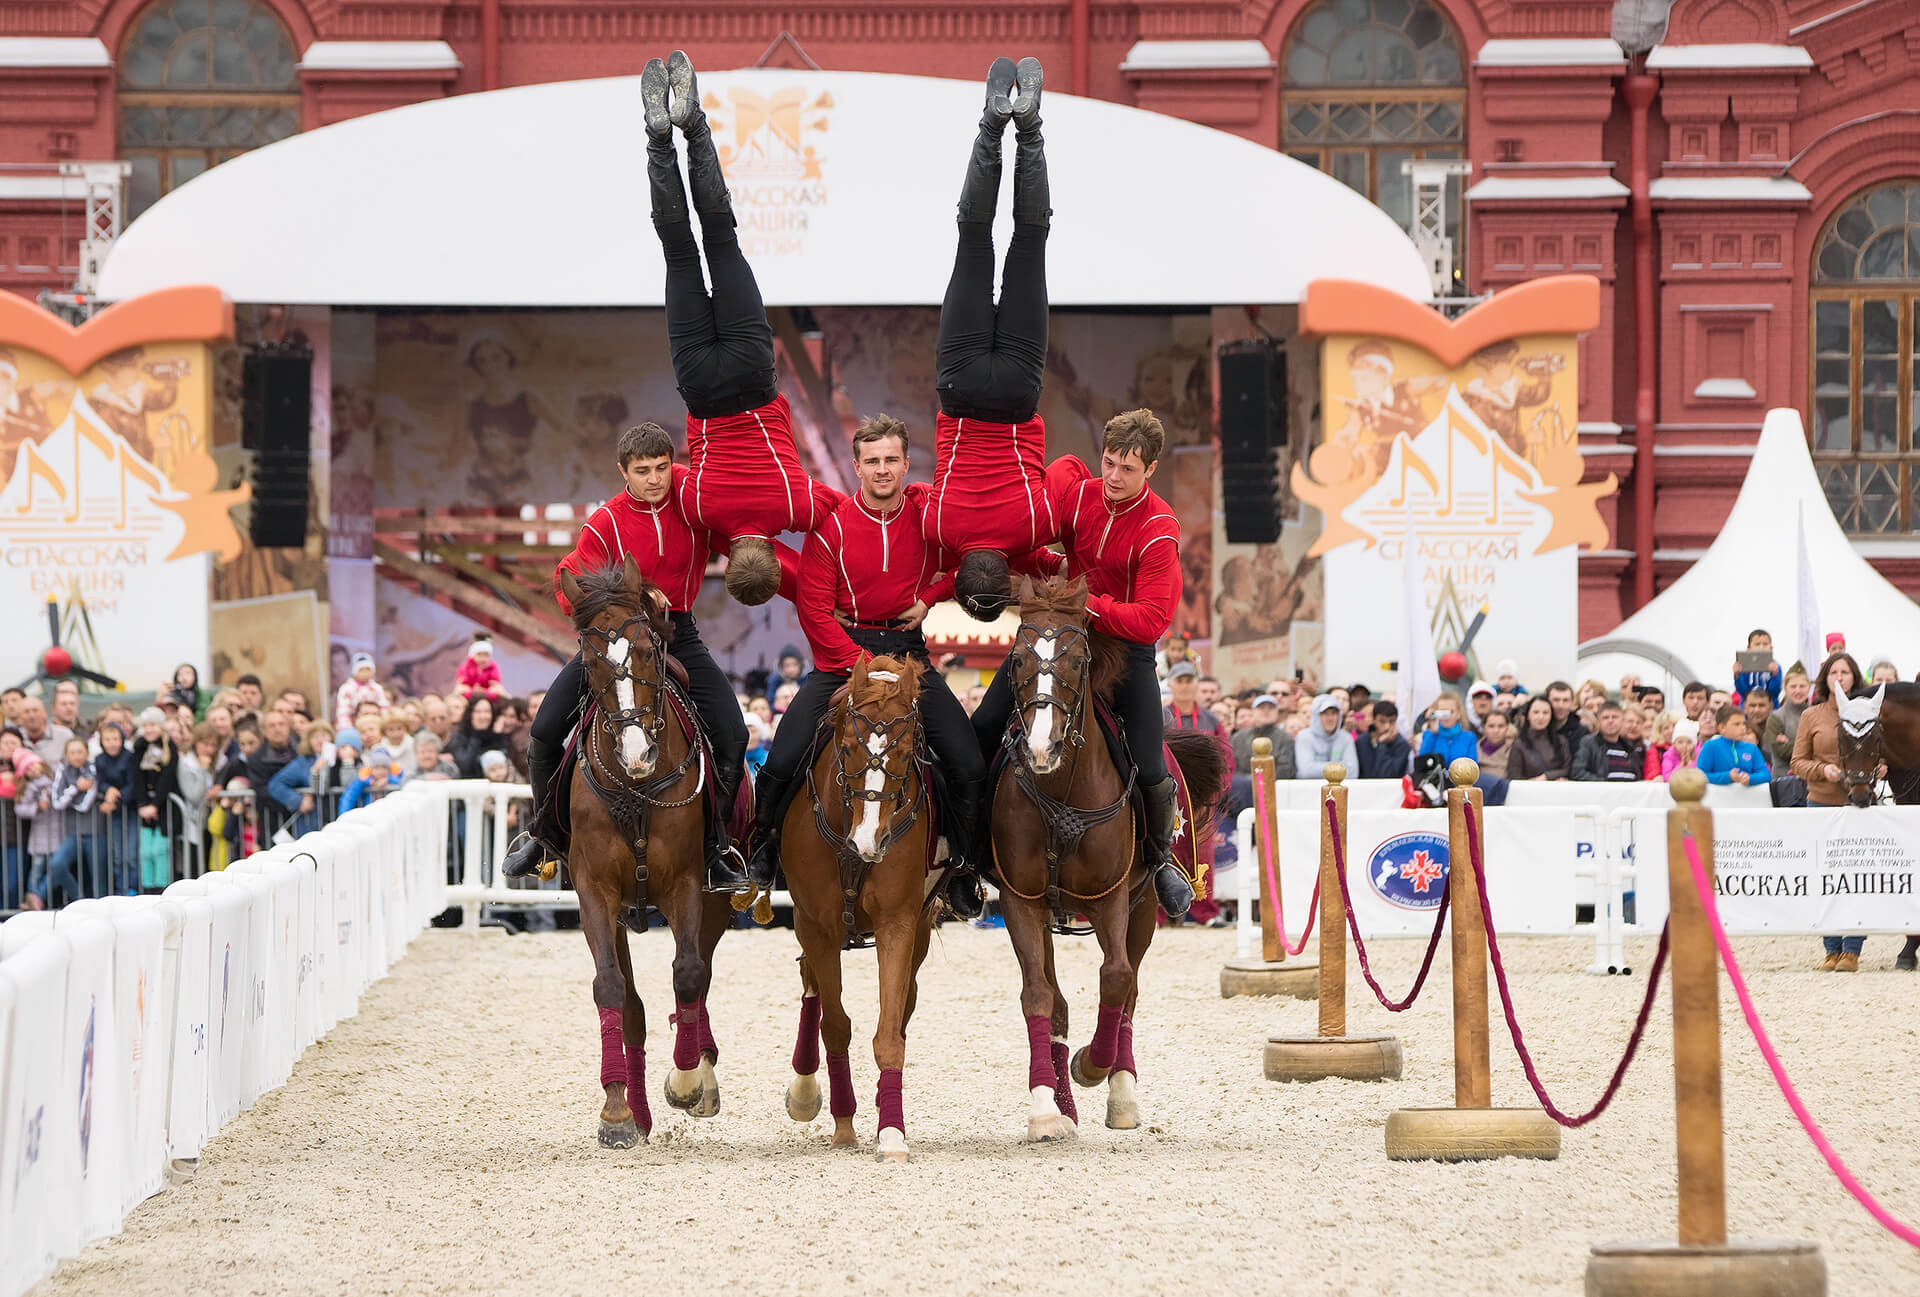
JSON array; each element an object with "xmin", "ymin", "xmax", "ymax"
[
  {"xmin": 158, "ymin": 885, "xmax": 214, "ymax": 1162},
  {"xmin": 0, "ymin": 932, "xmax": 75, "ymax": 1297}
]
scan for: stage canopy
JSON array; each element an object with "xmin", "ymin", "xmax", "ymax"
[
  {"xmin": 1578, "ymin": 407, "xmax": 1920, "ymax": 690},
  {"xmin": 97, "ymin": 69, "xmax": 1431, "ymax": 308}
]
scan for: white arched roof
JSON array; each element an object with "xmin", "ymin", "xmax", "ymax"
[{"xmin": 97, "ymin": 69, "xmax": 1431, "ymax": 307}]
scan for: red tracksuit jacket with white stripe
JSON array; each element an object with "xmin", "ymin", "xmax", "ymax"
[
  {"xmin": 799, "ymin": 484, "xmax": 956, "ymax": 673},
  {"xmin": 553, "ymin": 466, "xmax": 716, "ymax": 615},
  {"xmin": 1028, "ymin": 457, "xmax": 1182, "ymax": 646},
  {"xmin": 922, "ymin": 412, "xmax": 1058, "ymax": 555},
  {"xmin": 678, "ymin": 395, "xmax": 836, "ymax": 542}
]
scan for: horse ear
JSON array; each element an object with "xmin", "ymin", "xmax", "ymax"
[
  {"xmin": 1870, "ymin": 682, "xmax": 1888, "ymax": 713},
  {"xmin": 559, "ymin": 567, "xmax": 585, "ymax": 613},
  {"xmin": 1015, "ymin": 574, "xmax": 1036, "ymax": 605},
  {"xmin": 1068, "ymin": 575, "xmax": 1091, "ymax": 607},
  {"xmin": 850, "ymin": 653, "xmax": 868, "ymax": 686},
  {"xmin": 620, "ymin": 553, "xmax": 645, "ymax": 592}
]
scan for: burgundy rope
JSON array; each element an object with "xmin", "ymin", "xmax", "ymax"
[
  {"xmin": 1464, "ymin": 806, "xmax": 1669, "ymax": 1127},
  {"xmin": 1326, "ymin": 796, "xmax": 1450, "ymax": 1012}
]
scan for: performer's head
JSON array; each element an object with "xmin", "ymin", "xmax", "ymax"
[
  {"xmin": 850, "ymin": 415, "xmax": 909, "ymax": 508},
  {"xmin": 1099, "ymin": 408, "xmax": 1164, "ymax": 504},
  {"xmin": 617, "ymin": 421, "xmax": 676, "ymax": 505},
  {"xmin": 725, "ymin": 538, "xmax": 781, "ymax": 605},
  {"xmin": 955, "ymin": 550, "xmax": 1011, "ymax": 623}
]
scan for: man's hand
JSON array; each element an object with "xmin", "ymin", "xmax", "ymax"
[
  {"xmin": 832, "ymin": 608, "xmax": 853, "ymax": 626},
  {"xmin": 900, "ymin": 600, "xmax": 929, "ymax": 631}
]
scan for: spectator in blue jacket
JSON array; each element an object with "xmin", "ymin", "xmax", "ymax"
[
  {"xmin": 1418, "ymin": 692, "xmax": 1478, "ymax": 766},
  {"xmin": 1731, "ymin": 628, "xmax": 1783, "ymax": 707},
  {"xmin": 1697, "ymin": 704, "xmax": 1771, "ymax": 787}
]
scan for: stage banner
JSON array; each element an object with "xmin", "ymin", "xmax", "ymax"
[
  {"xmin": 1295, "ymin": 279, "xmax": 1614, "ymax": 690},
  {"xmin": 0, "ymin": 289, "xmax": 236, "ymax": 692},
  {"xmin": 1625, "ymin": 806, "xmax": 1920, "ymax": 935}
]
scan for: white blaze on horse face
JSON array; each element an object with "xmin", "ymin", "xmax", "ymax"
[
  {"xmin": 607, "ymin": 635, "xmax": 653, "ymax": 772},
  {"xmin": 1028, "ymin": 636, "xmax": 1058, "ymax": 767},
  {"xmin": 851, "ymin": 730, "xmax": 887, "ymax": 860}
]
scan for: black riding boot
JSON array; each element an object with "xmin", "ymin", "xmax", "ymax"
[
  {"xmin": 678, "ymin": 92, "xmax": 736, "ymax": 237},
  {"xmin": 942, "ymin": 778, "xmax": 987, "ymax": 920},
  {"xmin": 1142, "ymin": 776, "xmax": 1193, "ymax": 918},
  {"xmin": 647, "ymin": 122, "xmax": 689, "ymax": 230},
  {"xmin": 1898, "ymin": 934, "xmax": 1919, "ymax": 972},
  {"xmin": 501, "ymin": 737, "xmax": 564, "ymax": 879},
  {"xmin": 704, "ymin": 752, "xmax": 749, "ymax": 894},
  {"xmin": 746, "ymin": 768, "xmax": 792, "ymax": 890},
  {"xmin": 1009, "ymin": 59, "xmax": 1050, "ymax": 229},
  {"xmin": 956, "ymin": 58, "xmax": 1014, "ymax": 223}
]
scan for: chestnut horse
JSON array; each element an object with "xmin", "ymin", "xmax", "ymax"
[
  {"xmin": 1834, "ymin": 683, "xmax": 1920, "ymax": 806},
  {"xmin": 989, "ymin": 575, "xmax": 1227, "ymax": 1141},
  {"xmin": 780, "ymin": 654, "xmax": 937, "ymax": 1162},
  {"xmin": 558, "ymin": 557, "xmax": 733, "ymax": 1148}
]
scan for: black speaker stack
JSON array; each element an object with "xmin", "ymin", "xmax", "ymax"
[
  {"xmin": 243, "ymin": 340, "xmax": 313, "ymax": 549},
  {"xmin": 1217, "ymin": 338, "xmax": 1287, "ymax": 544}
]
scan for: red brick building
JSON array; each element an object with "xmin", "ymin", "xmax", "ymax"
[{"xmin": 4, "ymin": 0, "xmax": 1920, "ymax": 636}]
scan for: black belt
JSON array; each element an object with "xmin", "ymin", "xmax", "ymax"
[{"xmin": 846, "ymin": 622, "xmax": 928, "ymax": 661}]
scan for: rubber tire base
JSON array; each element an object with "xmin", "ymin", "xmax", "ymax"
[
  {"xmin": 1585, "ymin": 1240, "xmax": 1826, "ymax": 1297},
  {"xmin": 1263, "ymin": 1034, "xmax": 1404, "ymax": 1082},
  {"xmin": 1384, "ymin": 1106, "xmax": 1562, "ymax": 1161},
  {"xmin": 1219, "ymin": 958, "xmax": 1319, "ymax": 1000}
]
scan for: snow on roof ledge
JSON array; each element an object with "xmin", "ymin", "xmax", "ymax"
[
  {"xmin": 1651, "ymin": 177, "xmax": 1813, "ymax": 202},
  {"xmin": 1120, "ymin": 40, "xmax": 1275, "ymax": 72},
  {"xmin": 0, "ymin": 37, "xmax": 112, "ymax": 68},
  {"xmin": 298, "ymin": 41, "xmax": 461, "ymax": 72},
  {"xmin": 1476, "ymin": 39, "xmax": 1626, "ymax": 67},
  {"xmin": 1466, "ymin": 176, "xmax": 1629, "ymax": 202},
  {"xmin": 1646, "ymin": 43, "xmax": 1813, "ymax": 70}
]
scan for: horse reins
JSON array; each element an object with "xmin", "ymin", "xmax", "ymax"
[{"xmin": 807, "ymin": 677, "xmax": 928, "ymax": 946}]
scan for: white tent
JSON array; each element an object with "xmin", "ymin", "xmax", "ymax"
[
  {"xmin": 96, "ymin": 68, "xmax": 1431, "ymax": 308},
  {"xmin": 1579, "ymin": 407, "xmax": 1920, "ymax": 691}
]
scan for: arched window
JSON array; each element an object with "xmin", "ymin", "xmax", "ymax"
[
  {"xmin": 1810, "ymin": 181, "xmax": 1920, "ymax": 534},
  {"xmin": 118, "ymin": 0, "xmax": 300, "ymax": 219},
  {"xmin": 1282, "ymin": 0, "xmax": 1465, "ymax": 269}
]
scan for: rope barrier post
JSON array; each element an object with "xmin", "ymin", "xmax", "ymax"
[
  {"xmin": 1263, "ymin": 763, "xmax": 1404, "ymax": 1082},
  {"xmin": 1587, "ymin": 769, "xmax": 1826, "ymax": 1295},
  {"xmin": 1385, "ymin": 758, "xmax": 1560, "ymax": 1160},
  {"xmin": 1220, "ymin": 737, "xmax": 1319, "ymax": 999}
]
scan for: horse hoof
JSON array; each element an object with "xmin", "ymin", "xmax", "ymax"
[
  {"xmin": 786, "ymin": 1073, "xmax": 823, "ymax": 1123},
  {"xmin": 1026, "ymin": 1113, "xmax": 1074, "ymax": 1143},
  {"xmin": 597, "ymin": 1119, "xmax": 642, "ymax": 1149},
  {"xmin": 1069, "ymin": 1045, "xmax": 1110, "ymax": 1089},
  {"xmin": 1106, "ymin": 1071, "xmax": 1140, "ymax": 1130},
  {"xmin": 663, "ymin": 1068, "xmax": 702, "ymax": 1112},
  {"xmin": 832, "ymin": 1117, "xmax": 858, "ymax": 1147},
  {"xmin": 692, "ymin": 1060, "xmax": 722, "ymax": 1119},
  {"xmin": 876, "ymin": 1128, "xmax": 908, "ymax": 1163}
]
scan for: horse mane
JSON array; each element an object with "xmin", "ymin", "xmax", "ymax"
[
  {"xmin": 1015, "ymin": 574, "xmax": 1128, "ymax": 705},
  {"xmin": 830, "ymin": 653, "xmax": 926, "ymax": 716},
  {"xmin": 567, "ymin": 564, "xmax": 663, "ymax": 635}
]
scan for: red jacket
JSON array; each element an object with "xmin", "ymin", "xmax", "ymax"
[
  {"xmin": 554, "ymin": 466, "xmax": 719, "ymax": 615},
  {"xmin": 798, "ymin": 484, "xmax": 955, "ymax": 672},
  {"xmin": 1029, "ymin": 457, "xmax": 1181, "ymax": 646},
  {"xmin": 678, "ymin": 395, "xmax": 835, "ymax": 541},
  {"xmin": 923, "ymin": 412, "xmax": 1057, "ymax": 555}
]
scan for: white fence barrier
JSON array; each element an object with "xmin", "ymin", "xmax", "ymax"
[{"xmin": 0, "ymin": 786, "xmax": 448, "ymax": 1297}]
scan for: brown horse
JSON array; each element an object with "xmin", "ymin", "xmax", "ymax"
[
  {"xmin": 1835, "ymin": 683, "xmax": 1920, "ymax": 806},
  {"xmin": 988, "ymin": 574, "xmax": 1227, "ymax": 1141},
  {"xmin": 558, "ymin": 557, "xmax": 734, "ymax": 1147},
  {"xmin": 779, "ymin": 654, "xmax": 937, "ymax": 1162}
]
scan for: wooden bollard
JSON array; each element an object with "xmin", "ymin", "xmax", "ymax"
[
  {"xmin": 1384, "ymin": 759, "xmax": 1560, "ymax": 1159},
  {"xmin": 1586, "ymin": 769, "xmax": 1825, "ymax": 1295},
  {"xmin": 1220, "ymin": 737, "xmax": 1319, "ymax": 999},
  {"xmin": 1263, "ymin": 764, "xmax": 1404, "ymax": 1081}
]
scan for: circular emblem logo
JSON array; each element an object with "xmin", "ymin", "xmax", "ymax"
[{"xmin": 1366, "ymin": 831, "xmax": 1450, "ymax": 911}]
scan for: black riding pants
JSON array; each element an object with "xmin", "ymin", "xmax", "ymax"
[
  {"xmin": 934, "ymin": 220, "xmax": 1049, "ymax": 423},
  {"xmin": 659, "ymin": 219, "xmax": 778, "ymax": 419},
  {"xmin": 530, "ymin": 613, "xmax": 747, "ymax": 784},
  {"xmin": 970, "ymin": 638, "xmax": 1168, "ymax": 785}
]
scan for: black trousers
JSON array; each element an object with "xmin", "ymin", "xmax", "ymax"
[
  {"xmin": 658, "ymin": 219, "xmax": 778, "ymax": 419},
  {"xmin": 970, "ymin": 639, "xmax": 1168, "ymax": 785},
  {"xmin": 934, "ymin": 221, "xmax": 1049, "ymax": 423},
  {"xmin": 531, "ymin": 613, "xmax": 747, "ymax": 785}
]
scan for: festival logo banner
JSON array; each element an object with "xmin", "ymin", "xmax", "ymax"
[
  {"xmin": 1293, "ymin": 279, "xmax": 1615, "ymax": 688},
  {"xmin": 704, "ymin": 82, "xmax": 833, "ymax": 260},
  {"xmin": 0, "ymin": 288, "xmax": 237, "ymax": 691}
]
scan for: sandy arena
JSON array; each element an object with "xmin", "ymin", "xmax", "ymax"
[{"xmin": 35, "ymin": 923, "xmax": 1920, "ymax": 1296}]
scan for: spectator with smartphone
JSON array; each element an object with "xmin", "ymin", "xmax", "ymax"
[{"xmin": 1732, "ymin": 629, "xmax": 1783, "ymax": 707}]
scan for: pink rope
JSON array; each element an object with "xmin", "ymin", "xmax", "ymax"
[
  {"xmin": 1464, "ymin": 809, "xmax": 1669, "ymax": 1127},
  {"xmin": 1251, "ymin": 770, "xmax": 1317, "ymax": 955},
  {"xmin": 1681, "ymin": 832, "xmax": 1920, "ymax": 1250},
  {"xmin": 1326, "ymin": 796, "xmax": 1450, "ymax": 1011}
]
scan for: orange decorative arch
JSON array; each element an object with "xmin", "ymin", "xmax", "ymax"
[
  {"xmin": 0, "ymin": 285, "xmax": 232, "ymax": 373},
  {"xmin": 1299, "ymin": 276, "xmax": 1601, "ymax": 367}
]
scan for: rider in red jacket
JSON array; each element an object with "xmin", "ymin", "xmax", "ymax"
[{"xmin": 967, "ymin": 409, "xmax": 1193, "ymax": 917}]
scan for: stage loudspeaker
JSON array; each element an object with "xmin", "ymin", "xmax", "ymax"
[
  {"xmin": 244, "ymin": 341, "xmax": 312, "ymax": 549},
  {"xmin": 1218, "ymin": 339, "xmax": 1286, "ymax": 544}
]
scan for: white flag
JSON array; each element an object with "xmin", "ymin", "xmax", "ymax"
[
  {"xmin": 1397, "ymin": 510, "xmax": 1442, "ymax": 739},
  {"xmin": 1796, "ymin": 500, "xmax": 1822, "ymax": 675}
]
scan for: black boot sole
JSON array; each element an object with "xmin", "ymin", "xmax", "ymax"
[
  {"xmin": 667, "ymin": 49, "xmax": 698, "ymax": 128},
  {"xmin": 1012, "ymin": 56, "xmax": 1043, "ymax": 130},
  {"xmin": 641, "ymin": 58, "xmax": 671, "ymax": 137},
  {"xmin": 985, "ymin": 56, "xmax": 1016, "ymax": 126}
]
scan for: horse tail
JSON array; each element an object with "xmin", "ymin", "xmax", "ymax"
[{"xmin": 1165, "ymin": 731, "xmax": 1230, "ymax": 820}]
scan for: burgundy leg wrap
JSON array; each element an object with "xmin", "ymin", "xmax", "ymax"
[
  {"xmin": 627, "ymin": 1048, "xmax": 652, "ymax": 1134},
  {"xmin": 876, "ymin": 1067, "xmax": 905, "ymax": 1135},
  {"xmin": 672, "ymin": 1001, "xmax": 702, "ymax": 1073},
  {"xmin": 1087, "ymin": 1002, "xmax": 1124, "ymax": 1072},
  {"xmin": 1049, "ymin": 1040, "xmax": 1078, "ymax": 1125},
  {"xmin": 1116, "ymin": 1012, "xmax": 1137, "ymax": 1078},
  {"xmin": 598, "ymin": 1006, "xmax": 626, "ymax": 1090},
  {"xmin": 792, "ymin": 995, "xmax": 822, "ymax": 1076},
  {"xmin": 697, "ymin": 1000, "xmax": 719, "ymax": 1065},
  {"xmin": 1025, "ymin": 1015, "xmax": 1055, "ymax": 1091},
  {"xmin": 826, "ymin": 1050, "xmax": 858, "ymax": 1119}
]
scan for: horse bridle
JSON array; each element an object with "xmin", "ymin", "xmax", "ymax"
[
  {"xmin": 808, "ymin": 678, "xmax": 928, "ymax": 943},
  {"xmin": 579, "ymin": 611, "xmax": 671, "ymax": 749}
]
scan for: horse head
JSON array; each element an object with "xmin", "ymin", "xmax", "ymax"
[
  {"xmin": 561, "ymin": 555, "xmax": 671, "ymax": 780},
  {"xmin": 1006, "ymin": 574, "xmax": 1099, "ymax": 776},
  {"xmin": 835, "ymin": 653, "xmax": 925, "ymax": 865},
  {"xmin": 1836, "ymin": 683, "xmax": 1887, "ymax": 808}
]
